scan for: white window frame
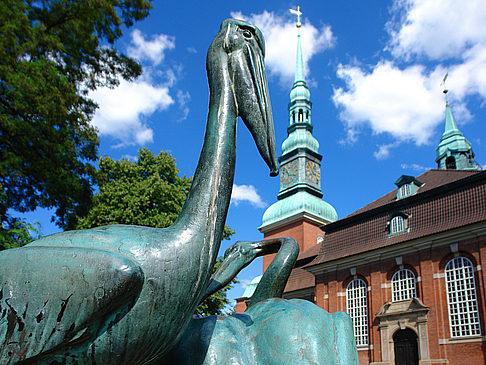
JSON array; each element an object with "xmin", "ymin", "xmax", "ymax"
[
  {"xmin": 399, "ymin": 183, "xmax": 412, "ymax": 198},
  {"xmin": 346, "ymin": 279, "xmax": 369, "ymax": 346},
  {"xmin": 445, "ymin": 257, "xmax": 481, "ymax": 338},
  {"xmin": 390, "ymin": 215, "xmax": 406, "ymax": 235},
  {"xmin": 392, "ymin": 269, "xmax": 416, "ymax": 302}
]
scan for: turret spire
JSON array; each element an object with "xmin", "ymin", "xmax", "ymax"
[
  {"xmin": 290, "ymin": 6, "xmax": 305, "ymax": 85},
  {"xmin": 436, "ymin": 79, "xmax": 479, "ymax": 170}
]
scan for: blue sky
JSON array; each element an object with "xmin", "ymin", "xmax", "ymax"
[{"xmin": 29, "ymin": 0, "xmax": 486, "ymax": 306}]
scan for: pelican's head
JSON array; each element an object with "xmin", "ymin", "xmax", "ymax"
[{"xmin": 207, "ymin": 19, "xmax": 279, "ymax": 176}]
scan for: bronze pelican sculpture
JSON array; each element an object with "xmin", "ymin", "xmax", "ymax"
[
  {"xmin": 164, "ymin": 238, "xmax": 358, "ymax": 364},
  {"xmin": 0, "ymin": 19, "xmax": 278, "ymax": 364}
]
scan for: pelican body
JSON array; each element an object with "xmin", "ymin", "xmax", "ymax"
[
  {"xmin": 0, "ymin": 19, "xmax": 277, "ymax": 364},
  {"xmin": 164, "ymin": 238, "xmax": 358, "ymax": 364}
]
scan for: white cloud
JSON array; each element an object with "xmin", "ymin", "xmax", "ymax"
[
  {"xmin": 387, "ymin": 0, "xmax": 486, "ymax": 102},
  {"xmin": 90, "ymin": 29, "xmax": 179, "ymax": 146},
  {"xmin": 176, "ymin": 90, "xmax": 191, "ymax": 121},
  {"xmin": 230, "ymin": 10, "xmax": 334, "ymax": 83},
  {"xmin": 386, "ymin": 0, "xmax": 486, "ymax": 103},
  {"xmin": 388, "ymin": 0, "xmax": 486, "ymax": 61},
  {"xmin": 231, "ymin": 184, "xmax": 267, "ymax": 208},
  {"xmin": 90, "ymin": 78, "xmax": 173, "ymax": 146},
  {"xmin": 332, "ymin": 0, "xmax": 486, "ymax": 155},
  {"xmin": 374, "ymin": 143, "xmax": 400, "ymax": 160},
  {"xmin": 127, "ymin": 29, "xmax": 175, "ymax": 66},
  {"xmin": 333, "ymin": 61, "xmax": 445, "ymax": 146},
  {"xmin": 447, "ymin": 45, "xmax": 486, "ymax": 101},
  {"xmin": 401, "ymin": 163, "xmax": 433, "ymax": 171}
]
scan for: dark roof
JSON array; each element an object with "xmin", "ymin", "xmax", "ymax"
[
  {"xmin": 284, "ymin": 267, "xmax": 315, "ymax": 292},
  {"xmin": 309, "ymin": 169, "xmax": 486, "ymax": 266},
  {"xmin": 283, "ymin": 246, "xmax": 319, "ymax": 294},
  {"xmin": 349, "ymin": 169, "xmax": 480, "ymax": 218},
  {"xmin": 298, "ymin": 244, "xmax": 321, "ymax": 260}
]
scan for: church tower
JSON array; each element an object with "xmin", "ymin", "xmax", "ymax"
[
  {"xmin": 259, "ymin": 8, "xmax": 337, "ymax": 271},
  {"xmin": 436, "ymin": 89, "xmax": 480, "ymax": 170}
]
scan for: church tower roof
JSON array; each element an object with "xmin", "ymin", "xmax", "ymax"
[
  {"xmin": 260, "ymin": 8, "xmax": 337, "ymax": 232},
  {"xmin": 435, "ymin": 87, "xmax": 479, "ymax": 170}
]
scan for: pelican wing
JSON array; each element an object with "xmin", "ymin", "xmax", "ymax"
[{"xmin": 0, "ymin": 246, "xmax": 143, "ymax": 363}]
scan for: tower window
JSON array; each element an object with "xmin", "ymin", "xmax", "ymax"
[
  {"xmin": 392, "ymin": 269, "xmax": 416, "ymax": 302},
  {"xmin": 346, "ymin": 279, "xmax": 368, "ymax": 346},
  {"xmin": 446, "ymin": 156, "xmax": 456, "ymax": 169},
  {"xmin": 299, "ymin": 109, "xmax": 303, "ymax": 122},
  {"xmin": 445, "ymin": 257, "xmax": 481, "ymax": 337},
  {"xmin": 390, "ymin": 215, "xmax": 406, "ymax": 235}
]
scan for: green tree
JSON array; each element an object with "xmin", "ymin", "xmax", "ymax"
[
  {"xmin": 0, "ymin": 0, "xmax": 152, "ymax": 245},
  {"xmin": 78, "ymin": 148, "xmax": 236, "ymax": 315},
  {"xmin": 77, "ymin": 148, "xmax": 192, "ymax": 229}
]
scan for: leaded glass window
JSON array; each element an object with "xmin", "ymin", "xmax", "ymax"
[
  {"xmin": 392, "ymin": 269, "xmax": 416, "ymax": 302},
  {"xmin": 445, "ymin": 257, "xmax": 481, "ymax": 337},
  {"xmin": 390, "ymin": 215, "xmax": 406, "ymax": 235},
  {"xmin": 399, "ymin": 183, "xmax": 412, "ymax": 198},
  {"xmin": 346, "ymin": 279, "xmax": 368, "ymax": 346}
]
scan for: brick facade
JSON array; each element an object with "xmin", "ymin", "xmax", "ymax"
[
  {"xmin": 262, "ymin": 219, "xmax": 324, "ymax": 271},
  {"xmin": 311, "ymin": 233, "xmax": 486, "ymax": 364},
  {"xmin": 249, "ymin": 169, "xmax": 486, "ymax": 364}
]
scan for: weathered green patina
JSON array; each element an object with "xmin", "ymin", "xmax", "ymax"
[
  {"xmin": 435, "ymin": 100, "xmax": 479, "ymax": 170},
  {"xmin": 0, "ymin": 19, "xmax": 278, "ymax": 364},
  {"xmin": 260, "ymin": 11, "xmax": 337, "ymax": 232},
  {"xmin": 164, "ymin": 237, "xmax": 358, "ymax": 364}
]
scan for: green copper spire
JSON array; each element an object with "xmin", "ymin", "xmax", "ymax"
[
  {"xmin": 294, "ymin": 20, "xmax": 305, "ymax": 85},
  {"xmin": 443, "ymin": 101, "xmax": 460, "ymax": 135},
  {"xmin": 260, "ymin": 7, "xmax": 337, "ymax": 232},
  {"xmin": 288, "ymin": 9, "xmax": 311, "ymax": 126},
  {"xmin": 436, "ymin": 89, "xmax": 479, "ymax": 170}
]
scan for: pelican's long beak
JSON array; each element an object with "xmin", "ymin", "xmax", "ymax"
[{"xmin": 232, "ymin": 38, "xmax": 279, "ymax": 176}]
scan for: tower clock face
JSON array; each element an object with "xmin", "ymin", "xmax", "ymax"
[
  {"xmin": 305, "ymin": 161, "xmax": 320, "ymax": 184},
  {"xmin": 280, "ymin": 160, "xmax": 298, "ymax": 185}
]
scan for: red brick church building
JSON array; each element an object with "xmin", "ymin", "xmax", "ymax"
[{"xmin": 236, "ymin": 17, "xmax": 486, "ymax": 365}]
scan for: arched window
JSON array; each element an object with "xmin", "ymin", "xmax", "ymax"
[
  {"xmin": 390, "ymin": 215, "xmax": 406, "ymax": 235},
  {"xmin": 346, "ymin": 279, "xmax": 368, "ymax": 346},
  {"xmin": 392, "ymin": 269, "xmax": 416, "ymax": 302},
  {"xmin": 446, "ymin": 156, "xmax": 456, "ymax": 169},
  {"xmin": 445, "ymin": 257, "xmax": 481, "ymax": 337}
]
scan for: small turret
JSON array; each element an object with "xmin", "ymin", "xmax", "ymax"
[{"xmin": 435, "ymin": 85, "xmax": 479, "ymax": 170}]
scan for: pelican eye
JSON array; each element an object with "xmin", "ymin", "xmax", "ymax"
[{"xmin": 242, "ymin": 29, "xmax": 252, "ymax": 39}]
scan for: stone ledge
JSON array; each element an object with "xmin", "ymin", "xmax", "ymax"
[{"xmin": 439, "ymin": 335, "xmax": 485, "ymax": 344}]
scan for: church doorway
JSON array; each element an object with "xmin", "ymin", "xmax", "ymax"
[{"xmin": 393, "ymin": 328, "xmax": 419, "ymax": 365}]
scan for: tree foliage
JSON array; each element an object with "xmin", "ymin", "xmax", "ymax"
[
  {"xmin": 78, "ymin": 148, "xmax": 236, "ymax": 315},
  {"xmin": 0, "ymin": 0, "xmax": 152, "ymax": 243},
  {"xmin": 77, "ymin": 148, "xmax": 192, "ymax": 229}
]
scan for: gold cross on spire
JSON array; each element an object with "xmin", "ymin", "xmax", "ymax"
[{"xmin": 289, "ymin": 6, "xmax": 302, "ymax": 28}]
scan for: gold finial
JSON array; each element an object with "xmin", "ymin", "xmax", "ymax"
[{"xmin": 289, "ymin": 6, "xmax": 302, "ymax": 28}]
